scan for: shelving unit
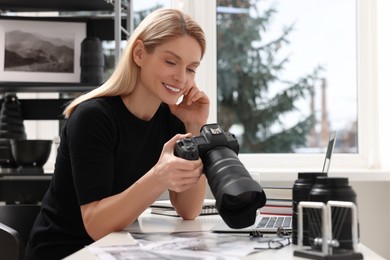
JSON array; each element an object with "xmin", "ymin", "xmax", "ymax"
[
  {"xmin": 0, "ymin": 82, "xmax": 96, "ymax": 93},
  {"xmin": 0, "ymin": 0, "xmax": 113, "ymax": 12},
  {"xmin": 0, "ymin": 0, "xmax": 132, "ymax": 64},
  {"xmin": 0, "ymin": 0, "xmax": 132, "ymax": 119},
  {"xmin": 0, "ymin": 1, "xmax": 134, "ymax": 202}
]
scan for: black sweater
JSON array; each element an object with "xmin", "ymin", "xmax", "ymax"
[{"xmin": 26, "ymin": 96, "xmax": 185, "ymax": 259}]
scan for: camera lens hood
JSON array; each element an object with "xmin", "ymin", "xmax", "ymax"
[{"xmin": 216, "ymin": 178, "xmax": 266, "ymax": 229}]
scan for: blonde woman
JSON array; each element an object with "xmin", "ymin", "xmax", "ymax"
[{"xmin": 26, "ymin": 8, "xmax": 209, "ymax": 259}]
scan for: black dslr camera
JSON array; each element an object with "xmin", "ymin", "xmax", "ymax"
[{"xmin": 175, "ymin": 123, "xmax": 266, "ymax": 229}]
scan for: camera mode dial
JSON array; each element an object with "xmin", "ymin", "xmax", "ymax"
[{"xmin": 174, "ymin": 137, "xmax": 199, "ymax": 160}]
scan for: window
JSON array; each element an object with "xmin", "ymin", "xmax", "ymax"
[
  {"xmin": 178, "ymin": 0, "xmax": 386, "ymax": 177},
  {"xmin": 216, "ymin": 0, "xmax": 357, "ymax": 155},
  {"xmin": 15, "ymin": 0, "xmax": 387, "ymax": 176}
]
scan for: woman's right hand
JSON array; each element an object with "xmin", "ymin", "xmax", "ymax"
[
  {"xmin": 152, "ymin": 134, "xmax": 203, "ymax": 193},
  {"xmin": 80, "ymin": 134, "xmax": 205, "ymax": 241}
]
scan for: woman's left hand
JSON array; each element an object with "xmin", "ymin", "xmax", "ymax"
[{"xmin": 169, "ymin": 83, "xmax": 210, "ymax": 134}]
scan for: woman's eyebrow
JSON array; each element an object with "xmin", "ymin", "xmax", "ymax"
[{"xmin": 164, "ymin": 50, "xmax": 200, "ymax": 66}]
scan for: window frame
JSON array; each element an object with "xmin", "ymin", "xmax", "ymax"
[{"xmin": 177, "ymin": 0, "xmax": 390, "ymax": 181}]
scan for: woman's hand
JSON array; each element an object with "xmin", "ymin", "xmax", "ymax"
[
  {"xmin": 169, "ymin": 83, "xmax": 210, "ymax": 134},
  {"xmin": 152, "ymin": 133, "xmax": 203, "ymax": 193}
]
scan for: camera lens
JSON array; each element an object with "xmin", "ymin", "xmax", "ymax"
[
  {"xmin": 292, "ymin": 172, "xmax": 327, "ymax": 245},
  {"xmin": 203, "ymin": 147, "xmax": 266, "ymax": 229},
  {"xmin": 308, "ymin": 177, "xmax": 357, "ymax": 249},
  {"xmin": 222, "ymin": 192, "xmax": 259, "ymax": 211}
]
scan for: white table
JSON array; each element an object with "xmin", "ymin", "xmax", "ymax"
[{"xmin": 65, "ymin": 210, "xmax": 385, "ymax": 259}]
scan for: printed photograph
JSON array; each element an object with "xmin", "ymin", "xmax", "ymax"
[{"xmin": 4, "ymin": 30, "xmax": 74, "ymax": 73}]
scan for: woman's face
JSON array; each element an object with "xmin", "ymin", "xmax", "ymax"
[{"xmin": 134, "ymin": 35, "xmax": 202, "ymax": 105}]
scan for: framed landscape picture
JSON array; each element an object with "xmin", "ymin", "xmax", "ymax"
[{"xmin": 0, "ymin": 18, "xmax": 86, "ymax": 83}]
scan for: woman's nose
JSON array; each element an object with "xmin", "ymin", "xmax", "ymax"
[{"xmin": 174, "ymin": 67, "xmax": 186, "ymax": 83}]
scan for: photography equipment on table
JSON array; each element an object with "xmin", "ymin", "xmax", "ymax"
[
  {"xmin": 292, "ymin": 172, "xmax": 327, "ymax": 245},
  {"xmin": 294, "ymin": 201, "xmax": 363, "ymax": 260},
  {"xmin": 175, "ymin": 123, "xmax": 267, "ymax": 229},
  {"xmin": 292, "ymin": 131, "xmax": 337, "ymax": 245},
  {"xmin": 308, "ymin": 177, "xmax": 358, "ymax": 250}
]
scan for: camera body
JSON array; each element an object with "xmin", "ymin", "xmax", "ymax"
[
  {"xmin": 175, "ymin": 123, "xmax": 266, "ymax": 229},
  {"xmin": 175, "ymin": 123, "xmax": 239, "ymax": 161}
]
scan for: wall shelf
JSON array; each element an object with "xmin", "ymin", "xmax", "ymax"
[
  {"xmin": 0, "ymin": 0, "xmax": 113, "ymax": 12},
  {"xmin": 0, "ymin": 82, "xmax": 97, "ymax": 93},
  {"xmin": 0, "ymin": 174, "xmax": 52, "ymax": 203}
]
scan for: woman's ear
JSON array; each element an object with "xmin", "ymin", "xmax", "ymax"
[{"xmin": 133, "ymin": 40, "xmax": 145, "ymax": 67}]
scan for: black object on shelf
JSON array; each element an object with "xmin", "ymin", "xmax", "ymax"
[
  {"xmin": 80, "ymin": 37, "xmax": 105, "ymax": 84},
  {"xmin": 10, "ymin": 140, "xmax": 52, "ymax": 174},
  {"xmin": 0, "ymin": 94, "xmax": 26, "ymax": 139},
  {"xmin": 0, "ymin": 94, "xmax": 27, "ymax": 172}
]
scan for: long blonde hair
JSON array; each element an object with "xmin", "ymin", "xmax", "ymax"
[{"xmin": 63, "ymin": 8, "xmax": 206, "ymax": 118}]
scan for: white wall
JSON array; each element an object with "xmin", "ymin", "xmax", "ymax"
[
  {"xmin": 377, "ymin": 0, "xmax": 390, "ymax": 170},
  {"xmin": 352, "ymin": 181, "xmax": 390, "ymax": 259}
]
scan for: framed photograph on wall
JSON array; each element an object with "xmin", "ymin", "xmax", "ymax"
[{"xmin": 0, "ymin": 18, "xmax": 86, "ymax": 83}]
